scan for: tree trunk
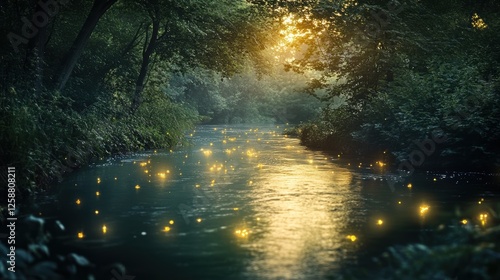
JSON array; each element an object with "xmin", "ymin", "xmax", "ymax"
[
  {"xmin": 130, "ymin": 20, "xmax": 160, "ymax": 113},
  {"xmin": 56, "ymin": 0, "xmax": 117, "ymax": 91}
]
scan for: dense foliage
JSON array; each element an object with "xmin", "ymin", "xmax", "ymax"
[
  {"xmin": 287, "ymin": 0, "xmax": 500, "ymax": 170},
  {"xmin": 0, "ymin": 0, "xmax": 277, "ymax": 194}
]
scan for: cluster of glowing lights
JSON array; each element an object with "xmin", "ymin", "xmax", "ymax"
[
  {"xmin": 102, "ymin": 225, "xmax": 107, "ymax": 234},
  {"xmin": 478, "ymin": 198, "xmax": 484, "ymax": 205},
  {"xmin": 346, "ymin": 235, "xmax": 357, "ymax": 242},
  {"xmin": 419, "ymin": 205, "xmax": 430, "ymax": 216},
  {"xmin": 157, "ymin": 172, "xmax": 167, "ymax": 179},
  {"xmin": 246, "ymin": 149, "xmax": 257, "ymax": 158},
  {"xmin": 472, "ymin": 13, "xmax": 488, "ymax": 30},
  {"xmin": 479, "ymin": 213, "xmax": 488, "ymax": 226},
  {"xmin": 209, "ymin": 164, "xmax": 224, "ymax": 172},
  {"xmin": 235, "ymin": 229, "xmax": 249, "ymax": 238}
]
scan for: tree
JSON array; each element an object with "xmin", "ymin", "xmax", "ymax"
[
  {"xmin": 129, "ymin": 0, "xmax": 270, "ymax": 112},
  {"xmin": 56, "ymin": 0, "xmax": 118, "ymax": 91}
]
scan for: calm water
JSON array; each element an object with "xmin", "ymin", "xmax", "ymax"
[{"xmin": 27, "ymin": 125, "xmax": 499, "ymax": 279}]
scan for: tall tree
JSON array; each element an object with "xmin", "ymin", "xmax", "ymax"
[
  {"xmin": 56, "ymin": 0, "xmax": 117, "ymax": 91},
  {"xmin": 130, "ymin": 0, "xmax": 269, "ymax": 112}
]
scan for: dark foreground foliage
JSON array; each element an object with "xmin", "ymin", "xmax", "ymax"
[{"xmin": 0, "ymin": 215, "xmax": 128, "ymax": 280}]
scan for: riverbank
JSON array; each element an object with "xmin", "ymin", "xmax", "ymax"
[{"xmin": 284, "ymin": 122, "xmax": 500, "ymax": 173}]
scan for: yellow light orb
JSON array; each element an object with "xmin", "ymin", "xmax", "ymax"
[
  {"xmin": 420, "ymin": 205, "xmax": 430, "ymax": 215},
  {"xmin": 102, "ymin": 225, "xmax": 107, "ymax": 234},
  {"xmin": 76, "ymin": 199, "xmax": 81, "ymax": 205},
  {"xmin": 77, "ymin": 232, "xmax": 84, "ymax": 239},
  {"xmin": 196, "ymin": 218, "xmax": 202, "ymax": 223},
  {"xmin": 377, "ymin": 219, "xmax": 384, "ymax": 226},
  {"xmin": 163, "ymin": 226, "xmax": 171, "ymax": 232},
  {"xmin": 346, "ymin": 235, "xmax": 357, "ymax": 242},
  {"xmin": 169, "ymin": 220, "xmax": 174, "ymax": 225}
]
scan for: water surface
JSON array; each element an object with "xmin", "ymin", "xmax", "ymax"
[{"xmin": 29, "ymin": 125, "xmax": 499, "ymax": 279}]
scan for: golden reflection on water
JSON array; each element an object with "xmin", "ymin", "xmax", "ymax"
[{"xmin": 245, "ymin": 150, "xmax": 356, "ymax": 279}]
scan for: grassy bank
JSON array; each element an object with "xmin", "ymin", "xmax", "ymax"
[{"xmin": 0, "ymin": 87, "xmax": 199, "ymax": 199}]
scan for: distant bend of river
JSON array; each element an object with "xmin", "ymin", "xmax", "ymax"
[{"xmin": 27, "ymin": 124, "xmax": 500, "ymax": 280}]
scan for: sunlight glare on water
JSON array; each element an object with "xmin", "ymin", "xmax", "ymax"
[{"xmin": 245, "ymin": 160, "xmax": 357, "ymax": 279}]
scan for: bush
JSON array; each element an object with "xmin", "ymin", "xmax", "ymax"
[{"xmin": 352, "ymin": 60, "xmax": 500, "ymax": 168}]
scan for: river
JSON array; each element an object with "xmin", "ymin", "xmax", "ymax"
[{"xmin": 26, "ymin": 125, "xmax": 499, "ymax": 279}]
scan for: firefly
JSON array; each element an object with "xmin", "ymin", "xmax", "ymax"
[
  {"xmin": 420, "ymin": 205, "xmax": 430, "ymax": 215},
  {"xmin": 346, "ymin": 235, "xmax": 357, "ymax": 242}
]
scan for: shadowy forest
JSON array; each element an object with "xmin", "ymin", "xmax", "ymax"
[
  {"xmin": 1, "ymin": 1, "xmax": 500, "ymax": 279},
  {"xmin": 286, "ymin": 0, "xmax": 500, "ymax": 171}
]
